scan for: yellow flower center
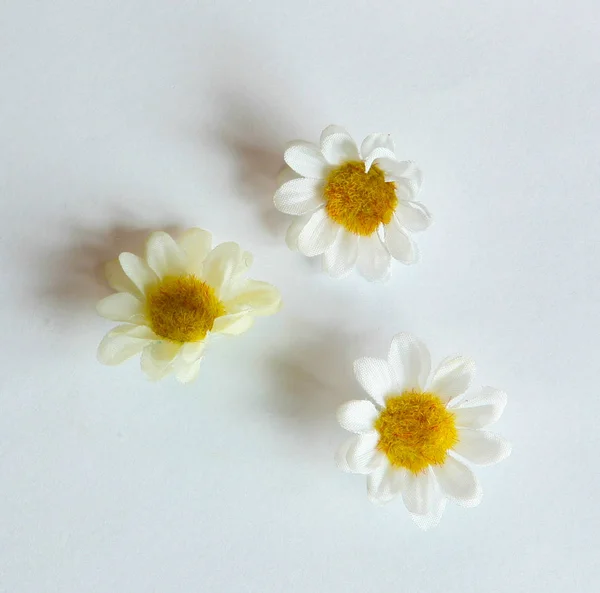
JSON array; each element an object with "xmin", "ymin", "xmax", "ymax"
[
  {"xmin": 145, "ymin": 275, "xmax": 226, "ymax": 343},
  {"xmin": 323, "ymin": 161, "xmax": 398, "ymax": 236},
  {"xmin": 374, "ymin": 391, "xmax": 458, "ymax": 474}
]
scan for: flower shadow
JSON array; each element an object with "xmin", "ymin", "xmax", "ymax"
[
  {"xmin": 39, "ymin": 217, "xmax": 183, "ymax": 320},
  {"xmin": 209, "ymin": 93, "xmax": 291, "ymax": 237},
  {"xmin": 263, "ymin": 326, "xmax": 369, "ymax": 444}
]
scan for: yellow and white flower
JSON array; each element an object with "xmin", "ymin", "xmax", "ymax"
[
  {"xmin": 275, "ymin": 125, "xmax": 431, "ymax": 281},
  {"xmin": 96, "ymin": 229, "xmax": 281, "ymax": 383},
  {"xmin": 336, "ymin": 333, "xmax": 510, "ymax": 529}
]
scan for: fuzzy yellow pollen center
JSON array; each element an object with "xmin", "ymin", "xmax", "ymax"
[
  {"xmin": 374, "ymin": 391, "xmax": 458, "ymax": 474},
  {"xmin": 323, "ymin": 161, "xmax": 398, "ymax": 236},
  {"xmin": 145, "ymin": 275, "xmax": 226, "ymax": 343}
]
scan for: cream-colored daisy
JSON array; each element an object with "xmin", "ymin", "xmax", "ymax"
[
  {"xmin": 274, "ymin": 125, "xmax": 431, "ymax": 281},
  {"xmin": 336, "ymin": 333, "xmax": 510, "ymax": 529},
  {"xmin": 96, "ymin": 229, "xmax": 281, "ymax": 383}
]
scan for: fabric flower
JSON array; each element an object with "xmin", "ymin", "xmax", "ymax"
[
  {"xmin": 336, "ymin": 333, "xmax": 510, "ymax": 529},
  {"xmin": 96, "ymin": 229, "xmax": 281, "ymax": 383},
  {"xmin": 274, "ymin": 125, "xmax": 431, "ymax": 281}
]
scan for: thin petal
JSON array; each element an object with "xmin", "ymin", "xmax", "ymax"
[
  {"xmin": 337, "ymin": 400, "xmax": 379, "ymax": 434},
  {"xmin": 104, "ymin": 259, "xmax": 141, "ymax": 297},
  {"xmin": 395, "ymin": 201, "xmax": 433, "ymax": 232},
  {"xmin": 297, "ymin": 209, "xmax": 338, "ymax": 257},
  {"xmin": 202, "ymin": 242, "xmax": 252, "ymax": 296},
  {"xmin": 145, "ymin": 231, "xmax": 187, "ymax": 278},
  {"xmin": 453, "ymin": 429, "xmax": 511, "ymax": 466},
  {"xmin": 96, "ymin": 292, "xmax": 145, "ymax": 323},
  {"xmin": 367, "ymin": 462, "xmax": 400, "ymax": 505},
  {"xmin": 360, "ymin": 133, "xmax": 394, "ymax": 160},
  {"xmin": 97, "ymin": 325, "xmax": 156, "ymax": 366},
  {"xmin": 385, "ymin": 217, "xmax": 419, "ymax": 264},
  {"xmin": 274, "ymin": 178, "xmax": 325, "ymax": 215},
  {"xmin": 320, "ymin": 125, "xmax": 360, "ymax": 165},
  {"xmin": 400, "ymin": 467, "xmax": 438, "ymax": 517},
  {"xmin": 400, "ymin": 469, "xmax": 446, "ymax": 530},
  {"xmin": 353, "ymin": 357, "xmax": 394, "ymax": 405},
  {"xmin": 118, "ymin": 252, "xmax": 159, "ymax": 296},
  {"xmin": 173, "ymin": 357, "xmax": 203, "ymax": 384},
  {"xmin": 212, "ymin": 312, "xmax": 254, "ymax": 335},
  {"xmin": 387, "ymin": 332, "xmax": 431, "ymax": 392},
  {"xmin": 429, "ymin": 356, "xmax": 476, "ymax": 403},
  {"xmin": 284, "ymin": 141, "xmax": 330, "ymax": 179},
  {"xmin": 338, "ymin": 431, "xmax": 380, "ymax": 474},
  {"xmin": 285, "ymin": 214, "xmax": 312, "ymax": 252},
  {"xmin": 376, "ymin": 158, "xmax": 423, "ymax": 196},
  {"xmin": 356, "ymin": 234, "xmax": 391, "ymax": 282},
  {"xmin": 177, "ymin": 228, "xmax": 212, "ymax": 272},
  {"xmin": 140, "ymin": 341, "xmax": 181, "ymax": 381},
  {"xmin": 225, "ymin": 280, "xmax": 281, "ymax": 316},
  {"xmin": 180, "ymin": 341, "xmax": 205, "ymax": 363},
  {"xmin": 364, "ymin": 147, "xmax": 397, "ymax": 173},
  {"xmin": 451, "ymin": 387, "xmax": 508, "ymax": 428},
  {"xmin": 322, "ymin": 229, "xmax": 359, "ymax": 278},
  {"xmin": 433, "ymin": 456, "xmax": 482, "ymax": 507}
]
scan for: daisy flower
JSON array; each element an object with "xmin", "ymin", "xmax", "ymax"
[
  {"xmin": 96, "ymin": 228, "xmax": 281, "ymax": 383},
  {"xmin": 274, "ymin": 125, "xmax": 431, "ymax": 281},
  {"xmin": 336, "ymin": 333, "xmax": 510, "ymax": 529}
]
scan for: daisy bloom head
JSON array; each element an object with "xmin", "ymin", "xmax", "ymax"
[
  {"xmin": 336, "ymin": 333, "xmax": 510, "ymax": 529},
  {"xmin": 96, "ymin": 228, "xmax": 281, "ymax": 383},
  {"xmin": 274, "ymin": 125, "xmax": 431, "ymax": 281}
]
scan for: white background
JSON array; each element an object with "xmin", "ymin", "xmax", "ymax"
[{"xmin": 1, "ymin": 1, "xmax": 599, "ymax": 591}]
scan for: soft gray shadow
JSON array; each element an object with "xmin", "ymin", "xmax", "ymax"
[
  {"xmin": 40, "ymin": 216, "xmax": 183, "ymax": 311},
  {"xmin": 263, "ymin": 326, "xmax": 369, "ymax": 433},
  {"xmin": 210, "ymin": 93, "xmax": 290, "ymax": 237}
]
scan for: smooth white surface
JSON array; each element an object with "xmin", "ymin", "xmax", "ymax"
[{"xmin": 1, "ymin": 1, "xmax": 599, "ymax": 591}]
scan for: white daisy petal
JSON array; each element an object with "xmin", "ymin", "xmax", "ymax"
[
  {"xmin": 385, "ymin": 217, "xmax": 419, "ymax": 264},
  {"xmin": 322, "ymin": 229, "xmax": 359, "ymax": 278},
  {"xmin": 433, "ymin": 455, "xmax": 482, "ymax": 507},
  {"xmin": 173, "ymin": 356, "xmax": 204, "ymax": 384},
  {"xmin": 225, "ymin": 280, "xmax": 282, "ymax": 316},
  {"xmin": 180, "ymin": 341, "xmax": 205, "ymax": 363},
  {"xmin": 212, "ymin": 312, "xmax": 254, "ymax": 335},
  {"xmin": 353, "ymin": 357, "xmax": 394, "ymax": 405},
  {"xmin": 451, "ymin": 387, "xmax": 508, "ymax": 428},
  {"xmin": 399, "ymin": 469, "xmax": 446, "ymax": 530},
  {"xmin": 356, "ymin": 234, "xmax": 391, "ymax": 282},
  {"xmin": 285, "ymin": 214, "xmax": 312, "ymax": 251},
  {"xmin": 367, "ymin": 462, "xmax": 400, "ymax": 505},
  {"xmin": 335, "ymin": 436, "xmax": 359, "ymax": 473},
  {"xmin": 360, "ymin": 133, "xmax": 395, "ymax": 159},
  {"xmin": 429, "ymin": 356, "xmax": 476, "ymax": 403},
  {"xmin": 453, "ymin": 429, "xmax": 511, "ymax": 466},
  {"xmin": 387, "ymin": 332, "xmax": 431, "ymax": 391},
  {"xmin": 284, "ymin": 141, "xmax": 330, "ymax": 179},
  {"xmin": 320, "ymin": 125, "xmax": 360, "ymax": 165},
  {"xmin": 177, "ymin": 228, "xmax": 212, "ymax": 270},
  {"xmin": 97, "ymin": 324, "xmax": 156, "ymax": 365},
  {"xmin": 364, "ymin": 147, "xmax": 397, "ymax": 173},
  {"xmin": 104, "ymin": 259, "xmax": 141, "ymax": 297},
  {"xmin": 140, "ymin": 341, "xmax": 181, "ymax": 381},
  {"xmin": 202, "ymin": 242, "xmax": 251, "ymax": 295},
  {"xmin": 396, "ymin": 201, "xmax": 433, "ymax": 232},
  {"xmin": 337, "ymin": 400, "xmax": 379, "ymax": 434},
  {"xmin": 376, "ymin": 158, "xmax": 423, "ymax": 196},
  {"xmin": 145, "ymin": 231, "xmax": 187, "ymax": 278},
  {"xmin": 400, "ymin": 467, "xmax": 437, "ymax": 517},
  {"xmin": 118, "ymin": 252, "xmax": 159, "ymax": 296},
  {"xmin": 274, "ymin": 178, "xmax": 325, "ymax": 215},
  {"xmin": 337, "ymin": 431, "xmax": 380, "ymax": 474},
  {"xmin": 297, "ymin": 209, "xmax": 339, "ymax": 257},
  {"xmin": 96, "ymin": 292, "xmax": 145, "ymax": 323}
]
